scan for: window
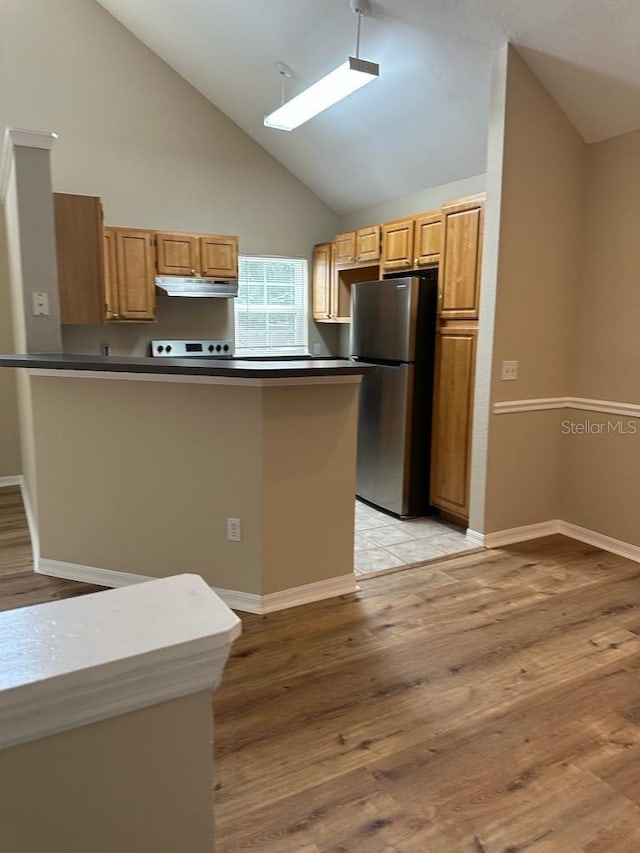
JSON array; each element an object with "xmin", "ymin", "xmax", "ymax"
[{"xmin": 234, "ymin": 255, "xmax": 308, "ymax": 356}]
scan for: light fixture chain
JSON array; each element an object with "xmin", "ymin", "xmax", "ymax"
[{"xmin": 355, "ymin": 9, "xmax": 362, "ymax": 59}]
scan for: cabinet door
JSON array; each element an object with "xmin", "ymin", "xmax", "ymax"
[
  {"xmin": 381, "ymin": 218, "xmax": 414, "ymax": 273},
  {"xmin": 439, "ymin": 196, "xmax": 484, "ymax": 319},
  {"xmin": 355, "ymin": 225, "xmax": 380, "ymax": 263},
  {"xmin": 430, "ymin": 325, "xmax": 477, "ymax": 521},
  {"xmin": 156, "ymin": 233, "xmax": 200, "ymax": 276},
  {"xmin": 54, "ymin": 193, "xmax": 106, "ymax": 324},
  {"xmin": 312, "ymin": 242, "xmax": 334, "ymax": 321},
  {"xmin": 115, "ymin": 229, "xmax": 156, "ymax": 321},
  {"xmin": 414, "ymin": 211, "xmax": 443, "ymax": 268},
  {"xmin": 200, "ymin": 235, "xmax": 238, "ymax": 279},
  {"xmin": 103, "ymin": 228, "xmax": 119, "ymax": 321},
  {"xmin": 335, "ymin": 231, "xmax": 356, "ymax": 265}
]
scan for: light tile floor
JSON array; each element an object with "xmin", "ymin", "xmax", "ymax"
[{"xmin": 354, "ymin": 499, "xmax": 475, "ymax": 576}]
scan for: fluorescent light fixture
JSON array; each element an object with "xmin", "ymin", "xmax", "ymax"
[{"xmin": 264, "ymin": 57, "xmax": 379, "ymax": 131}]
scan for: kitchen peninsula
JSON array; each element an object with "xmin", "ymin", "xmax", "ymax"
[{"xmin": 0, "ymin": 353, "xmax": 369, "ymax": 613}]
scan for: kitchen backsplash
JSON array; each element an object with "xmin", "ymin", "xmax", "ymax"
[{"xmin": 61, "ymin": 295, "xmax": 233, "ymax": 357}]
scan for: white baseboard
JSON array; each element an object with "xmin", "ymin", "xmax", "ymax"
[
  {"xmin": 465, "ymin": 529, "xmax": 485, "ymax": 547},
  {"xmin": 482, "ymin": 519, "xmax": 640, "ymax": 565},
  {"xmin": 37, "ymin": 558, "xmax": 357, "ymax": 614},
  {"xmin": 0, "ymin": 475, "xmax": 22, "ymax": 488},
  {"xmin": 222, "ymin": 574, "xmax": 357, "ymax": 615},
  {"xmin": 484, "ymin": 520, "xmax": 561, "ymax": 548},
  {"xmin": 557, "ymin": 521, "xmax": 640, "ymax": 564},
  {"xmin": 37, "ymin": 559, "xmax": 152, "ymax": 588}
]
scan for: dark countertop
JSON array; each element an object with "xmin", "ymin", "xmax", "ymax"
[{"xmin": 0, "ymin": 353, "xmax": 371, "ymax": 380}]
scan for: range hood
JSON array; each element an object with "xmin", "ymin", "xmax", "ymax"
[{"xmin": 155, "ymin": 276, "xmax": 238, "ymax": 298}]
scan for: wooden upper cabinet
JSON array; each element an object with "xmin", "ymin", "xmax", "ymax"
[
  {"xmin": 439, "ymin": 194, "xmax": 485, "ymax": 319},
  {"xmin": 200, "ymin": 235, "xmax": 238, "ymax": 279},
  {"xmin": 114, "ymin": 229, "xmax": 156, "ymax": 321},
  {"xmin": 155, "ymin": 232, "xmax": 238, "ymax": 279},
  {"xmin": 334, "ymin": 227, "xmax": 380, "ymax": 267},
  {"xmin": 381, "ymin": 218, "xmax": 414, "ymax": 273},
  {"xmin": 335, "ymin": 232, "xmax": 357, "ymax": 265},
  {"xmin": 414, "ymin": 211, "xmax": 443, "ymax": 268},
  {"xmin": 103, "ymin": 227, "xmax": 119, "ymax": 321},
  {"xmin": 312, "ymin": 242, "xmax": 334, "ymax": 321},
  {"xmin": 156, "ymin": 233, "xmax": 200, "ymax": 276},
  {"xmin": 430, "ymin": 325, "xmax": 477, "ymax": 521},
  {"xmin": 355, "ymin": 225, "xmax": 380, "ymax": 263},
  {"xmin": 54, "ymin": 193, "xmax": 105, "ymax": 325}
]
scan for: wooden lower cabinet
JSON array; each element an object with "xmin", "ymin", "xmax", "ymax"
[{"xmin": 430, "ymin": 324, "xmax": 477, "ymax": 521}]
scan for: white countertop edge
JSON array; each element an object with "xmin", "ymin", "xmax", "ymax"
[
  {"xmin": 0, "ymin": 574, "xmax": 241, "ymax": 750},
  {"xmin": 0, "ymin": 645, "xmax": 229, "ymax": 751},
  {"xmin": 27, "ymin": 368, "xmax": 363, "ymax": 387}
]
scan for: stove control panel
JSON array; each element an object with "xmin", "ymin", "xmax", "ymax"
[{"xmin": 151, "ymin": 339, "xmax": 234, "ymax": 358}]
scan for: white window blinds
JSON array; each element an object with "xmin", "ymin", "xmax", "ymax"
[{"xmin": 234, "ymin": 255, "xmax": 308, "ymax": 356}]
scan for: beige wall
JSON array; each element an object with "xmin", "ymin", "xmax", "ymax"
[
  {"xmin": 0, "ymin": 0, "xmax": 341, "ymax": 359},
  {"xmin": 480, "ymin": 47, "xmax": 585, "ymax": 533},
  {"xmin": 561, "ymin": 131, "xmax": 640, "ymax": 545},
  {"xmin": 32, "ymin": 375, "xmax": 359, "ymax": 596},
  {"xmin": 0, "ymin": 207, "xmax": 21, "ymax": 477},
  {"xmin": 570, "ymin": 131, "xmax": 640, "ymax": 402},
  {"xmin": 261, "ymin": 383, "xmax": 358, "ymax": 594},
  {"xmin": 0, "ymin": 692, "xmax": 215, "ymax": 853},
  {"xmin": 338, "ymin": 174, "xmax": 487, "ymax": 232}
]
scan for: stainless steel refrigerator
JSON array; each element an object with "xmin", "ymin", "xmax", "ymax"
[{"xmin": 350, "ymin": 272, "xmax": 438, "ymax": 518}]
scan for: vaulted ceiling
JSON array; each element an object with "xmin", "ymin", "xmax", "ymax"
[{"xmin": 96, "ymin": 0, "xmax": 640, "ymax": 215}]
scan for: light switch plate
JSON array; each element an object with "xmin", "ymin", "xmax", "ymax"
[{"xmin": 502, "ymin": 360, "xmax": 518, "ymax": 381}]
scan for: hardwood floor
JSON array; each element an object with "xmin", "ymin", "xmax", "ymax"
[
  {"xmin": 0, "ymin": 485, "xmax": 33, "ymax": 575},
  {"xmin": 0, "ymin": 570, "xmax": 100, "ymax": 612},
  {"xmin": 0, "ymin": 486, "xmax": 100, "ymax": 606},
  {"xmin": 213, "ymin": 536, "xmax": 640, "ymax": 852},
  {"xmin": 2, "ymin": 486, "xmax": 640, "ymax": 849}
]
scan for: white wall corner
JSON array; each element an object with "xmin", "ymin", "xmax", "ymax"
[
  {"xmin": 465, "ymin": 529, "xmax": 485, "ymax": 547},
  {"xmin": 0, "ymin": 127, "xmax": 57, "ymax": 203}
]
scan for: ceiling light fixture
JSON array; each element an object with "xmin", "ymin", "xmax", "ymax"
[{"xmin": 264, "ymin": 0, "xmax": 379, "ymax": 132}]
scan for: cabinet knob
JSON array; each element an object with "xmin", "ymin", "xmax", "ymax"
[
  {"xmin": 414, "ymin": 258, "xmax": 419, "ymax": 266},
  {"xmin": 113, "ymin": 313, "xmax": 119, "ymax": 319},
  {"xmin": 191, "ymin": 268, "xmax": 196, "ymax": 275}
]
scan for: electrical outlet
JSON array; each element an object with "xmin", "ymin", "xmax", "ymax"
[
  {"xmin": 501, "ymin": 360, "xmax": 518, "ymax": 381},
  {"xmin": 226, "ymin": 517, "xmax": 242, "ymax": 542},
  {"xmin": 32, "ymin": 292, "xmax": 50, "ymax": 316},
  {"xmin": 313, "ymin": 342, "xmax": 322, "ymax": 355}
]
